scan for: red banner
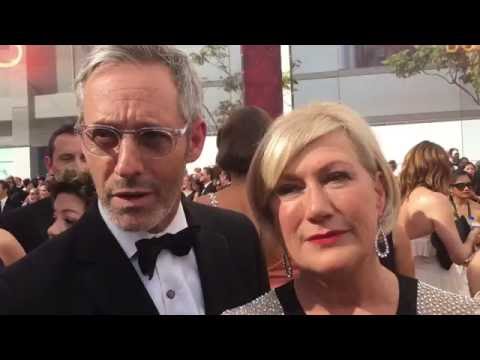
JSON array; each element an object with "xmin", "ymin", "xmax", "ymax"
[{"xmin": 241, "ymin": 45, "xmax": 283, "ymax": 119}]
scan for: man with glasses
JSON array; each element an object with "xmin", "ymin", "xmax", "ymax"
[{"xmin": 0, "ymin": 45, "xmax": 269, "ymax": 315}]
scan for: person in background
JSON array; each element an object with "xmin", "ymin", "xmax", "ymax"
[
  {"xmin": 47, "ymin": 171, "xmax": 96, "ymax": 239},
  {"xmin": 0, "ymin": 171, "xmax": 95, "ymax": 268},
  {"xmin": 22, "ymin": 179, "xmax": 31, "ymax": 192},
  {"xmin": 388, "ymin": 160, "xmax": 398, "ymax": 175},
  {"xmin": 6, "ymin": 176, "xmax": 27, "ymax": 205},
  {"xmin": 38, "ymin": 184, "xmax": 50, "ymax": 200},
  {"xmin": 448, "ymin": 148, "xmax": 460, "ymax": 170},
  {"xmin": 217, "ymin": 170, "xmax": 231, "ymax": 191},
  {"xmin": 37, "ymin": 176, "xmax": 46, "ymax": 187},
  {"xmin": 396, "ymin": 141, "xmax": 480, "ymax": 296},
  {"xmin": 22, "ymin": 188, "xmax": 40, "ymax": 207},
  {"xmin": 197, "ymin": 106, "xmax": 297, "ymax": 289},
  {"xmin": 461, "ymin": 162, "xmax": 480, "ymax": 203},
  {"xmin": 224, "ymin": 102, "xmax": 480, "ymax": 315},
  {"xmin": 0, "ymin": 180, "xmax": 21, "ymax": 216},
  {"xmin": 449, "ymin": 170, "xmax": 480, "ymax": 223},
  {"xmin": 0, "ymin": 124, "xmax": 87, "ymax": 253},
  {"xmin": 182, "ymin": 174, "xmax": 199, "ymax": 201},
  {"xmin": 198, "ymin": 166, "xmax": 217, "ymax": 196},
  {"xmin": 458, "ymin": 157, "xmax": 470, "ymax": 172},
  {"xmin": 463, "ymin": 162, "xmax": 476, "ymax": 178}
]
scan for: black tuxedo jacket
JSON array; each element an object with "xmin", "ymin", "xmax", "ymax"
[
  {"xmin": 201, "ymin": 182, "xmax": 217, "ymax": 196},
  {"xmin": 0, "ymin": 197, "xmax": 269, "ymax": 314},
  {"xmin": 1, "ymin": 197, "xmax": 21, "ymax": 215},
  {"xmin": 0, "ymin": 197, "xmax": 53, "ymax": 253}
]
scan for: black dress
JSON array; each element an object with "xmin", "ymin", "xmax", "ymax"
[{"xmin": 275, "ymin": 274, "xmax": 417, "ymax": 315}]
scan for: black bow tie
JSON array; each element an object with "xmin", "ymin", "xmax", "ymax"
[{"xmin": 135, "ymin": 226, "xmax": 200, "ymax": 280}]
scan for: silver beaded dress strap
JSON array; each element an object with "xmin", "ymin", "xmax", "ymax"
[
  {"xmin": 417, "ymin": 281, "xmax": 480, "ymax": 315},
  {"xmin": 222, "ymin": 290, "xmax": 284, "ymax": 315}
]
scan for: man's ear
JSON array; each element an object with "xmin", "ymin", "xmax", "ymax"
[
  {"xmin": 44, "ymin": 155, "xmax": 53, "ymax": 175},
  {"xmin": 186, "ymin": 119, "xmax": 207, "ymax": 163}
]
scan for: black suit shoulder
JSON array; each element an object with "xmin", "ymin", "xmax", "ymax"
[
  {"xmin": 184, "ymin": 199, "xmax": 270, "ymax": 297},
  {"xmin": 0, "ymin": 228, "xmax": 76, "ymax": 313},
  {"xmin": 0, "ymin": 198, "xmax": 53, "ymax": 252}
]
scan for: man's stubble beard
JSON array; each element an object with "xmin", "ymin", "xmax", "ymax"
[{"xmin": 101, "ymin": 174, "xmax": 184, "ymax": 233}]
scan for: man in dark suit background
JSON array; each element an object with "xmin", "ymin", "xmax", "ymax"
[
  {"xmin": 0, "ymin": 180, "xmax": 21, "ymax": 216},
  {"xmin": 199, "ymin": 167, "xmax": 217, "ymax": 195},
  {"xmin": 0, "ymin": 45, "xmax": 269, "ymax": 315},
  {"xmin": 0, "ymin": 124, "xmax": 87, "ymax": 253},
  {"xmin": 5, "ymin": 177, "xmax": 26, "ymax": 207}
]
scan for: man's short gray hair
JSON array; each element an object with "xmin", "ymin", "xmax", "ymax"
[{"xmin": 74, "ymin": 45, "xmax": 204, "ymax": 126}]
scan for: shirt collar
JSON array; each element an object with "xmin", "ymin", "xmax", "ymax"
[{"xmin": 98, "ymin": 199, "xmax": 188, "ymax": 259}]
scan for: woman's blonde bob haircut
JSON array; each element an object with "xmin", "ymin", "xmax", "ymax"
[{"xmin": 247, "ymin": 102, "xmax": 400, "ymax": 239}]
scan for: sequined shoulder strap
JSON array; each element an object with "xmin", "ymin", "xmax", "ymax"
[
  {"xmin": 417, "ymin": 281, "xmax": 480, "ymax": 315},
  {"xmin": 208, "ymin": 192, "xmax": 219, "ymax": 207},
  {"xmin": 222, "ymin": 290, "xmax": 284, "ymax": 315}
]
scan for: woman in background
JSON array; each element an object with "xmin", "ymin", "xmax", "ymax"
[
  {"xmin": 197, "ymin": 106, "xmax": 298, "ymax": 288},
  {"xmin": 396, "ymin": 141, "xmax": 480, "ymax": 296}
]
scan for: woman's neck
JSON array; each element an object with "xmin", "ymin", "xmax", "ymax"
[
  {"xmin": 229, "ymin": 174, "xmax": 246, "ymax": 187},
  {"xmin": 453, "ymin": 195, "xmax": 469, "ymax": 207},
  {"xmin": 294, "ymin": 256, "xmax": 397, "ymax": 314}
]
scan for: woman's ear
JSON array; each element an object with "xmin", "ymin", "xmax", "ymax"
[{"xmin": 374, "ymin": 172, "xmax": 387, "ymax": 220}]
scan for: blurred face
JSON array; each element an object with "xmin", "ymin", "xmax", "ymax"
[
  {"xmin": 38, "ymin": 185, "xmax": 50, "ymax": 199},
  {"xmin": 28, "ymin": 189, "xmax": 40, "ymax": 203},
  {"xmin": 0, "ymin": 184, "xmax": 8, "ymax": 198},
  {"xmin": 46, "ymin": 134, "xmax": 87, "ymax": 179},
  {"xmin": 271, "ymin": 131, "xmax": 386, "ymax": 275},
  {"xmin": 220, "ymin": 171, "xmax": 230, "ymax": 186},
  {"xmin": 451, "ymin": 174, "xmax": 473, "ymax": 200},
  {"xmin": 200, "ymin": 169, "xmax": 211, "ymax": 184},
  {"xmin": 182, "ymin": 175, "xmax": 190, "ymax": 191},
  {"xmin": 47, "ymin": 193, "xmax": 87, "ymax": 238},
  {"xmin": 82, "ymin": 63, "xmax": 205, "ymax": 232},
  {"xmin": 464, "ymin": 164, "xmax": 476, "ymax": 177},
  {"xmin": 451, "ymin": 150, "xmax": 459, "ymax": 162}
]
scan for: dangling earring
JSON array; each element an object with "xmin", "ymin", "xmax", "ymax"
[
  {"xmin": 375, "ymin": 225, "xmax": 390, "ymax": 258},
  {"xmin": 282, "ymin": 252, "xmax": 293, "ymax": 278}
]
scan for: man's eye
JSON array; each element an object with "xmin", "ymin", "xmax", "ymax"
[{"xmin": 59, "ymin": 154, "xmax": 74, "ymax": 161}]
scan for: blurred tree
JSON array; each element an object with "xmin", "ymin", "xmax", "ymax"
[
  {"xmin": 383, "ymin": 45, "xmax": 480, "ymax": 106},
  {"xmin": 190, "ymin": 45, "xmax": 301, "ymax": 131}
]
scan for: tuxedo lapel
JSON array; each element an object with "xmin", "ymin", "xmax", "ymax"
[
  {"xmin": 183, "ymin": 197, "xmax": 236, "ymax": 314},
  {"xmin": 73, "ymin": 203, "xmax": 158, "ymax": 315}
]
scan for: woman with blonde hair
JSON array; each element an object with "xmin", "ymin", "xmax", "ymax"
[
  {"xmin": 224, "ymin": 102, "xmax": 480, "ymax": 315},
  {"xmin": 396, "ymin": 141, "xmax": 480, "ymax": 296}
]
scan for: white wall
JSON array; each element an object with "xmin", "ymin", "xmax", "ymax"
[
  {"xmin": 372, "ymin": 120, "xmax": 480, "ymax": 171},
  {"xmin": 0, "ymin": 146, "xmax": 30, "ymax": 179},
  {"xmin": 186, "ymin": 135, "xmax": 218, "ymax": 173}
]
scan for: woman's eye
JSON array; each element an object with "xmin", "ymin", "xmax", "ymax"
[
  {"xmin": 65, "ymin": 218, "xmax": 78, "ymax": 227},
  {"xmin": 275, "ymin": 183, "xmax": 303, "ymax": 197},
  {"xmin": 325, "ymin": 171, "xmax": 351, "ymax": 184}
]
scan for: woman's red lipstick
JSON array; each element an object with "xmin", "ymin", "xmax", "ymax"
[{"xmin": 307, "ymin": 230, "xmax": 348, "ymax": 246}]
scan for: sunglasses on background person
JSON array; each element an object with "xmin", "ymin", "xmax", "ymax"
[{"xmin": 451, "ymin": 182, "xmax": 473, "ymax": 191}]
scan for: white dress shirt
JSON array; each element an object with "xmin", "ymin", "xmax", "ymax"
[
  {"xmin": 0, "ymin": 197, "xmax": 7, "ymax": 213},
  {"xmin": 98, "ymin": 200, "xmax": 205, "ymax": 315}
]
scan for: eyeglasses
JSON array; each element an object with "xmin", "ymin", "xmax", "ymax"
[
  {"xmin": 75, "ymin": 123, "xmax": 188, "ymax": 159},
  {"xmin": 452, "ymin": 182, "xmax": 473, "ymax": 191}
]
